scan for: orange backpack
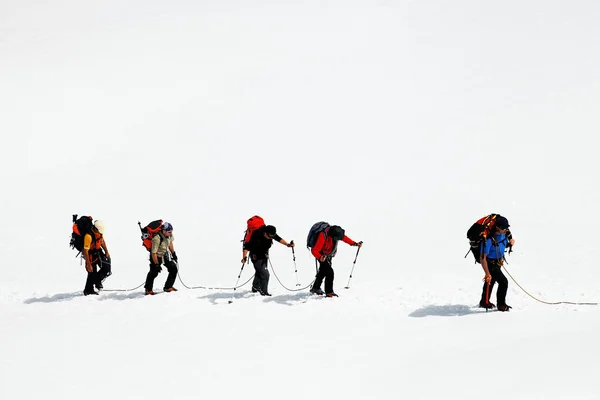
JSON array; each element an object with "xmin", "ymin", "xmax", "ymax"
[
  {"xmin": 243, "ymin": 215, "xmax": 265, "ymax": 244},
  {"xmin": 139, "ymin": 219, "xmax": 163, "ymax": 251}
]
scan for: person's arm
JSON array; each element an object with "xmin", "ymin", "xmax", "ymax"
[
  {"xmin": 82, "ymin": 234, "xmax": 93, "ymax": 272},
  {"xmin": 151, "ymin": 235, "xmax": 160, "ymax": 265},
  {"xmin": 507, "ymin": 229, "xmax": 515, "ymax": 247},
  {"xmin": 480, "ymin": 240, "xmax": 491, "ymax": 282},
  {"xmin": 101, "ymin": 238, "xmax": 110, "ymax": 258},
  {"xmin": 242, "ymin": 234, "xmax": 253, "ymax": 263},
  {"xmin": 276, "ymin": 234, "xmax": 294, "ymax": 247},
  {"xmin": 342, "ymin": 236, "xmax": 362, "ymax": 247},
  {"xmin": 312, "ymin": 233, "xmax": 325, "ymax": 260}
]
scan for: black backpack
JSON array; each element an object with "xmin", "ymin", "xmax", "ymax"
[
  {"xmin": 70, "ymin": 214, "xmax": 94, "ymax": 253},
  {"xmin": 466, "ymin": 213, "xmax": 512, "ymax": 263},
  {"xmin": 307, "ymin": 221, "xmax": 330, "ymax": 249}
]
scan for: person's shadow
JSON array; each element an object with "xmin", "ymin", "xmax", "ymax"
[
  {"xmin": 409, "ymin": 304, "xmax": 486, "ymax": 317},
  {"xmin": 99, "ymin": 291, "xmax": 146, "ymax": 301},
  {"xmin": 198, "ymin": 290, "xmax": 255, "ymax": 305},
  {"xmin": 24, "ymin": 290, "xmax": 146, "ymax": 304},
  {"xmin": 24, "ymin": 292, "xmax": 82, "ymax": 304},
  {"xmin": 197, "ymin": 290, "xmax": 312, "ymax": 306},
  {"xmin": 262, "ymin": 292, "xmax": 312, "ymax": 306}
]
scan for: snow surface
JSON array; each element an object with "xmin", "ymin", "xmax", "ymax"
[{"xmin": 2, "ymin": 1, "xmax": 600, "ymax": 399}]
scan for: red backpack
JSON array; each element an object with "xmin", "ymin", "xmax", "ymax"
[
  {"xmin": 243, "ymin": 215, "xmax": 265, "ymax": 244},
  {"xmin": 139, "ymin": 219, "xmax": 163, "ymax": 251}
]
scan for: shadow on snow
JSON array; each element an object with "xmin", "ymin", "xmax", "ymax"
[
  {"xmin": 24, "ymin": 290, "xmax": 148, "ymax": 304},
  {"xmin": 197, "ymin": 290, "xmax": 313, "ymax": 305},
  {"xmin": 24, "ymin": 292, "xmax": 83, "ymax": 304},
  {"xmin": 409, "ymin": 304, "xmax": 487, "ymax": 317}
]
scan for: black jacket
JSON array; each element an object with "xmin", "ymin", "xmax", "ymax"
[{"xmin": 243, "ymin": 226, "xmax": 281, "ymax": 260}]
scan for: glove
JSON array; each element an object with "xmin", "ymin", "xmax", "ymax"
[
  {"xmin": 483, "ymin": 274, "xmax": 492, "ymax": 283},
  {"xmin": 171, "ymin": 252, "xmax": 178, "ymax": 262},
  {"xmin": 241, "ymin": 256, "xmax": 247, "ymax": 264},
  {"xmin": 151, "ymin": 263, "xmax": 162, "ymax": 273}
]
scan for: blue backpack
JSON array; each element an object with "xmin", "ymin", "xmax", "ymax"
[{"xmin": 306, "ymin": 221, "xmax": 330, "ymax": 249}]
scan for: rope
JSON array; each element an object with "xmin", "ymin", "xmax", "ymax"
[
  {"xmin": 268, "ymin": 259, "xmax": 314, "ymax": 292},
  {"xmin": 503, "ymin": 266, "xmax": 598, "ymax": 306},
  {"xmin": 103, "ymin": 282, "xmax": 145, "ymax": 292},
  {"xmin": 177, "ymin": 268, "xmax": 254, "ymax": 290},
  {"xmin": 103, "ymin": 262, "xmax": 255, "ymax": 292}
]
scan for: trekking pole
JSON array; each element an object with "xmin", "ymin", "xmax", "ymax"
[
  {"xmin": 290, "ymin": 240, "xmax": 300, "ymax": 286},
  {"xmin": 344, "ymin": 242, "xmax": 362, "ymax": 289},
  {"xmin": 228, "ymin": 261, "xmax": 246, "ymax": 304},
  {"xmin": 484, "ymin": 280, "xmax": 491, "ymax": 313}
]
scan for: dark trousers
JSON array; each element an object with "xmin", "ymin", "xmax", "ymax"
[
  {"xmin": 480, "ymin": 260, "xmax": 509, "ymax": 307},
  {"xmin": 84, "ymin": 252, "xmax": 111, "ymax": 292},
  {"xmin": 252, "ymin": 258, "xmax": 270, "ymax": 294},
  {"xmin": 312, "ymin": 259, "xmax": 335, "ymax": 294},
  {"xmin": 145, "ymin": 255, "xmax": 178, "ymax": 290}
]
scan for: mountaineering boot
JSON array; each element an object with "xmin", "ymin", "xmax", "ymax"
[
  {"xmin": 95, "ymin": 282, "xmax": 103, "ymax": 290},
  {"xmin": 251, "ymin": 288, "xmax": 259, "ymax": 293},
  {"xmin": 84, "ymin": 290, "xmax": 99, "ymax": 296},
  {"xmin": 164, "ymin": 287, "xmax": 178, "ymax": 293},
  {"xmin": 326, "ymin": 293, "xmax": 339, "ymax": 298},
  {"xmin": 479, "ymin": 301, "xmax": 496, "ymax": 309},
  {"xmin": 145, "ymin": 289, "xmax": 155, "ymax": 296},
  {"xmin": 498, "ymin": 304, "xmax": 512, "ymax": 312},
  {"xmin": 310, "ymin": 289, "xmax": 325, "ymax": 295}
]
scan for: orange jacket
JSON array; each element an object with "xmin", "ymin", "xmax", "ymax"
[{"xmin": 311, "ymin": 230, "xmax": 355, "ymax": 259}]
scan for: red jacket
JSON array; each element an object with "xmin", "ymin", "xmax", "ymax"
[{"xmin": 311, "ymin": 230, "xmax": 355, "ymax": 259}]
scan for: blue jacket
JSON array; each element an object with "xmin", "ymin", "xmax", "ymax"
[{"xmin": 481, "ymin": 233, "xmax": 509, "ymax": 260}]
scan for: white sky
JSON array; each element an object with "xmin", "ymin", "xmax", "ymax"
[{"xmin": 1, "ymin": 1, "xmax": 600, "ymax": 399}]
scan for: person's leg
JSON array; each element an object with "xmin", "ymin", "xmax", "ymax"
[
  {"xmin": 479, "ymin": 259, "xmax": 499, "ymax": 307},
  {"xmin": 96, "ymin": 253, "xmax": 112, "ymax": 289},
  {"xmin": 163, "ymin": 259, "xmax": 178, "ymax": 290},
  {"xmin": 311, "ymin": 260, "xmax": 327, "ymax": 292},
  {"xmin": 322, "ymin": 260, "xmax": 335, "ymax": 295},
  {"xmin": 480, "ymin": 280, "xmax": 496, "ymax": 307},
  {"xmin": 252, "ymin": 259, "xmax": 261, "ymax": 292},
  {"xmin": 145, "ymin": 257, "xmax": 161, "ymax": 292},
  {"xmin": 494, "ymin": 268, "xmax": 510, "ymax": 309},
  {"xmin": 253, "ymin": 259, "xmax": 270, "ymax": 295},
  {"xmin": 84, "ymin": 263, "xmax": 98, "ymax": 295}
]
